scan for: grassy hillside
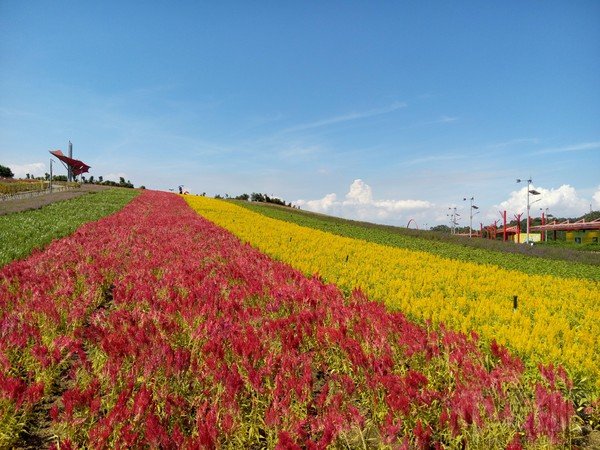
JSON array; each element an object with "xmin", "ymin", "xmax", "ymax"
[
  {"xmin": 0, "ymin": 188, "xmax": 139, "ymax": 267},
  {"xmin": 234, "ymin": 201, "xmax": 600, "ymax": 281}
]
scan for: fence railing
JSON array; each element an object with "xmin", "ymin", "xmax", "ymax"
[{"xmin": 0, "ymin": 184, "xmax": 77, "ymax": 202}]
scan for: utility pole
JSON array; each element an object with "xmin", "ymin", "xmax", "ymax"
[
  {"xmin": 517, "ymin": 178, "xmax": 540, "ymax": 244},
  {"xmin": 541, "ymin": 207, "xmax": 552, "ymax": 243},
  {"xmin": 499, "ymin": 210, "xmax": 507, "ymax": 242},
  {"xmin": 463, "ymin": 196, "xmax": 479, "ymax": 238},
  {"xmin": 447, "ymin": 207, "xmax": 460, "ymax": 234},
  {"xmin": 68, "ymin": 141, "xmax": 73, "ymax": 182}
]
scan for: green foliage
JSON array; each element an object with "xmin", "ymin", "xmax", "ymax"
[
  {"xmin": 87, "ymin": 177, "xmax": 135, "ymax": 188},
  {"xmin": 0, "ymin": 180, "xmax": 48, "ymax": 195},
  {"xmin": 582, "ymin": 210, "xmax": 600, "ymax": 222},
  {"xmin": 0, "ymin": 188, "xmax": 139, "ymax": 267},
  {"xmin": 249, "ymin": 192, "xmax": 290, "ymax": 206},
  {"xmin": 431, "ymin": 224, "xmax": 451, "ymax": 233},
  {"xmin": 0, "ymin": 164, "xmax": 14, "ymax": 178},
  {"xmin": 236, "ymin": 201, "xmax": 600, "ymax": 281}
]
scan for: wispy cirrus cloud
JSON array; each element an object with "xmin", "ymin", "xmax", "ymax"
[
  {"xmin": 0, "ymin": 107, "xmax": 38, "ymax": 119},
  {"xmin": 438, "ymin": 115, "xmax": 459, "ymax": 123},
  {"xmin": 534, "ymin": 141, "xmax": 600, "ymax": 155},
  {"xmin": 405, "ymin": 153, "xmax": 466, "ymax": 166},
  {"xmin": 408, "ymin": 115, "xmax": 460, "ymax": 128},
  {"xmin": 489, "ymin": 138, "xmax": 540, "ymax": 148},
  {"xmin": 281, "ymin": 101, "xmax": 407, "ymax": 133},
  {"xmin": 277, "ymin": 144, "xmax": 322, "ymax": 160}
]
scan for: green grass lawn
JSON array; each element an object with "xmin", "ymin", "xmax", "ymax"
[
  {"xmin": 0, "ymin": 188, "xmax": 139, "ymax": 267},
  {"xmin": 235, "ymin": 201, "xmax": 600, "ymax": 281}
]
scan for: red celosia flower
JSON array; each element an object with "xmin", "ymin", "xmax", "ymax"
[{"xmin": 0, "ymin": 190, "xmax": 578, "ymax": 448}]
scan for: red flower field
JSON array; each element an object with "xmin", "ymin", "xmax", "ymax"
[{"xmin": 0, "ymin": 191, "xmax": 575, "ymax": 448}]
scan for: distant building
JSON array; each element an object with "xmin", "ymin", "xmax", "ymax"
[{"xmin": 566, "ymin": 230, "xmax": 599, "ymax": 244}]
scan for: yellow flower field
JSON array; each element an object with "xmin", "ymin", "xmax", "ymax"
[{"xmin": 185, "ymin": 196, "xmax": 600, "ymax": 390}]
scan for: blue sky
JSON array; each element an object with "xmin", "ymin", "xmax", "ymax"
[{"xmin": 1, "ymin": 1, "xmax": 599, "ymax": 227}]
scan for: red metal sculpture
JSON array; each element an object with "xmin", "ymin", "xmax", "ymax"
[{"xmin": 49, "ymin": 150, "xmax": 91, "ymax": 176}]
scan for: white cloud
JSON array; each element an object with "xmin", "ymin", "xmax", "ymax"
[
  {"xmin": 278, "ymin": 145, "xmax": 321, "ymax": 160},
  {"xmin": 492, "ymin": 184, "xmax": 591, "ymax": 219},
  {"xmin": 593, "ymin": 187, "xmax": 600, "ymax": 210},
  {"xmin": 8, "ymin": 162, "xmax": 46, "ymax": 178},
  {"xmin": 299, "ymin": 193, "xmax": 338, "ymax": 213},
  {"xmin": 535, "ymin": 141, "xmax": 600, "ymax": 155},
  {"xmin": 296, "ymin": 179, "xmax": 433, "ymax": 225},
  {"xmin": 104, "ymin": 172, "xmax": 129, "ymax": 182},
  {"xmin": 282, "ymin": 101, "xmax": 407, "ymax": 133},
  {"xmin": 405, "ymin": 153, "xmax": 466, "ymax": 166},
  {"xmin": 345, "ymin": 179, "xmax": 373, "ymax": 204},
  {"xmin": 489, "ymin": 138, "xmax": 540, "ymax": 148},
  {"xmin": 414, "ymin": 115, "xmax": 460, "ymax": 127},
  {"xmin": 439, "ymin": 115, "xmax": 459, "ymax": 123}
]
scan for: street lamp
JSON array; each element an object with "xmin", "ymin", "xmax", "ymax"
[
  {"xmin": 447, "ymin": 207, "xmax": 460, "ymax": 234},
  {"xmin": 517, "ymin": 178, "xmax": 541, "ymax": 244},
  {"xmin": 463, "ymin": 196, "xmax": 479, "ymax": 238},
  {"xmin": 540, "ymin": 207, "xmax": 553, "ymax": 242}
]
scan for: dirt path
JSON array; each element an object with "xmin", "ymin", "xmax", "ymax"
[{"xmin": 0, "ymin": 184, "xmax": 111, "ymax": 216}]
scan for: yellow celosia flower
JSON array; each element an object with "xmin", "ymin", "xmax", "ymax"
[{"xmin": 185, "ymin": 196, "xmax": 600, "ymax": 390}]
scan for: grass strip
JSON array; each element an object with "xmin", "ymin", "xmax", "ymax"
[
  {"xmin": 0, "ymin": 188, "xmax": 139, "ymax": 267},
  {"xmin": 235, "ymin": 201, "xmax": 600, "ymax": 281}
]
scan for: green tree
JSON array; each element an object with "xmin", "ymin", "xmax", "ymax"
[
  {"xmin": 431, "ymin": 225, "xmax": 451, "ymax": 233},
  {"xmin": 0, "ymin": 165, "xmax": 15, "ymax": 178}
]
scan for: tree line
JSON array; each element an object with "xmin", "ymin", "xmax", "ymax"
[
  {"xmin": 214, "ymin": 192, "xmax": 295, "ymax": 208},
  {"xmin": 0, "ymin": 165, "xmax": 137, "ymax": 189}
]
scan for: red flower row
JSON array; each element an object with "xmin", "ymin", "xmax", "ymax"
[{"xmin": 0, "ymin": 191, "xmax": 574, "ymax": 448}]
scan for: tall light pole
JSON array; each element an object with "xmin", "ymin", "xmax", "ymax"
[
  {"xmin": 517, "ymin": 178, "xmax": 541, "ymax": 244},
  {"xmin": 67, "ymin": 141, "xmax": 73, "ymax": 182},
  {"xmin": 463, "ymin": 196, "xmax": 479, "ymax": 238},
  {"xmin": 447, "ymin": 207, "xmax": 460, "ymax": 234},
  {"xmin": 540, "ymin": 207, "xmax": 552, "ymax": 243}
]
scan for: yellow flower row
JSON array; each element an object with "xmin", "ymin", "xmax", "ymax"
[{"xmin": 184, "ymin": 196, "xmax": 600, "ymax": 389}]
